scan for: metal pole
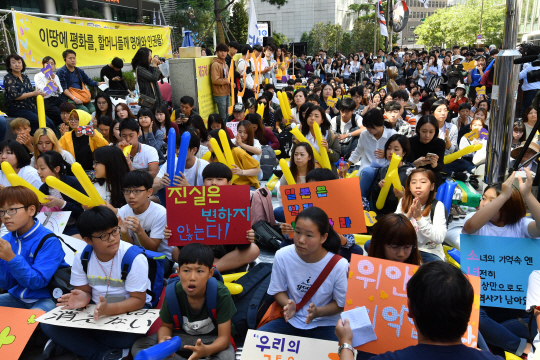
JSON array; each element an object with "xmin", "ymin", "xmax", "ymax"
[
  {"xmin": 478, "ymin": 0, "xmax": 484, "ymax": 48},
  {"xmin": 374, "ymin": 4, "xmax": 377, "ymax": 56},
  {"xmin": 484, "ymin": 0, "xmax": 522, "ymax": 185},
  {"xmin": 389, "ymin": 0, "xmax": 393, "ymax": 49}
]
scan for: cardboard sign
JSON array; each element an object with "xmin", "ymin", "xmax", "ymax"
[
  {"xmin": 479, "ymin": 128, "xmax": 488, "ymax": 140},
  {"xmin": 465, "ymin": 129, "xmax": 479, "ymax": 141},
  {"xmin": 476, "ymin": 86, "xmax": 486, "ymax": 96},
  {"xmin": 326, "ymin": 97, "xmax": 338, "ymax": 107},
  {"xmin": 37, "ymin": 211, "xmax": 70, "ymax": 234},
  {"xmin": 280, "ymin": 178, "xmax": 366, "ymax": 234},
  {"xmin": 226, "ymin": 121, "xmax": 239, "ymax": 137},
  {"xmin": 42, "ymin": 80, "xmax": 58, "ymax": 95},
  {"xmin": 0, "ymin": 307, "xmax": 45, "ymax": 359},
  {"xmin": 462, "ymin": 61, "xmax": 476, "ymax": 71},
  {"xmin": 37, "ymin": 306, "xmax": 159, "ymax": 334},
  {"xmin": 241, "ymin": 329, "xmax": 339, "ymax": 360},
  {"xmin": 40, "ymin": 63, "xmax": 52, "ymax": 77},
  {"xmin": 461, "ymin": 234, "xmax": 540, "ymax": 309},
  {"xmin": 345, "ymin": 255, "xmax": 481, "ymax": 354},
  {"xmin": 166, "ymin": 185, "xmax": 251, "ymax": 246}
]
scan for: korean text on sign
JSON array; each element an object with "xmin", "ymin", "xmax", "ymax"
[
  {"xmin": 461, "ymin": 234, "xmax": 540, "ymax": 309},
  {"xmin": 345, "ymin": 255, "xmax": 481, "ymax": 354},
  {"xmin": 166, "ymin": 185, "xmax": 251, "ymax": 246}
]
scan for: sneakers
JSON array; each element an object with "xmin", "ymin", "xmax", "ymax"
[
  {"xmin": 449, "ymin": 205, "xmax": 460, "ymax": 220},
  {"xmin": 102, "ymin": 349, "xmax": 124, "ymax": 360},
  {"xmin": 42, "ymin": 339, "xmax": 70, "ymax": 359},
  {"xmin": 455, "ymin": 205, "xmax": 467, "ymax": 218}
]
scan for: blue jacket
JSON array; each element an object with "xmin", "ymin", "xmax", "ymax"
[
  {"xmin": 57, "ymin": 65, "xmax": 98, "ymax": 102},
  {"xmin": 0, "ymin": 220, "xmax": 69, "ymax": 301}
]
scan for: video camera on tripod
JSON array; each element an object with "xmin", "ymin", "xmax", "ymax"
[{"xmin": 515, "ymin": 43, "xmax": 540, "ymax": 82}]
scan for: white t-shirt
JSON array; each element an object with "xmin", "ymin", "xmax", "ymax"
[
  {"xmin": 232, "ymin": 138, "xmax": 262, "ymax": 153},
  {"xmin": 93, "ymin": 181, "xmax": 111, "ymax": 204},
  {"xmin": 0, "ymin": 165, "xmax": 43, "ymax": 189},
  {"xmin": 196, "ymin": 144, "xmax": 209, "ymax": 160},
  {"xmin": 373, "ymin": 62, "xmax": 386, "ymax": 79},
  {"xmin": 157, "ymin": 157, "xmax": 208, "ymax": 187},
  {"xmin": 348, "ymin": 128, "xmax": 396, "ymax": 170},
  {"xmin": 462, "ymin": 213, "xmax": 537, "ymax": 238},
  {"xmin": 71, "ymin": 241, "xmax": 151, "ymax": 304},
  {"xmin": 132, "ymin": 144, "xmax": 159, "ymax": 171},
  {"xmin": 30, "ymin": 150, "xmax": 75, "ymax": 168},
  {"xmin": 267, "ymin": 245, "xmax": 349, "ymax": 330},
  {"xmin": 330, "ymin": 114, "xmax": 363, "ymax": 138},
  {"xmin": 117, "ymin": 201, "xmax": 170, "ymax": 259}
]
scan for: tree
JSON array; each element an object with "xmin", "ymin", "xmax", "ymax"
[
  {"xmin": 229, "ymin": 0, "xmax": 249, "ymax": 43},
  {"xmin": 306, "ymin": 22, "xmax": 344, "ymax": 55},
  {"xmin": 300, "ymin": 32, "xmax": 309, "ymax": 43},
  {"xmin": 342, "ymin": 32, "xmax": 352, "ymax": 55},
  {"xmin": 273, "ymin": 32, "xmax": 290, "ymax": 46},
  {"xmin": 261, "ymin": 0, "xmax": 288, "ymax": 8},
  {"xmin": 170, "ymin": 1, "xmax": 215, "ymax": 47},
  {"xmin": 348, "ymin": 2, "xmax": 375, "ymax": 18}
]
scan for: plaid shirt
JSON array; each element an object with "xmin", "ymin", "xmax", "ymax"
[{"xmin": 384, "ymin": 115, "xmax": 413, "ymax": 137}]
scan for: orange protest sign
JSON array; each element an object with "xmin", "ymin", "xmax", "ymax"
[
  {"xmin": 0, "ymin": 307, "xmax": 45, "ymax": 359},
  {"xmin": 345, "ymin": 255, "xmax": 481, "ymax": 354},
  {"xmin": 280, "ymin": 178, "xmax": 367, "ymax": 234}
]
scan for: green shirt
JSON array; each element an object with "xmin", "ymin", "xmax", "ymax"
[{"xmin": 160, "ymin": 280, "xmax": 236, "ymax": 336}]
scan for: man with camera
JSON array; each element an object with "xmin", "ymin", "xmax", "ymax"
[{"xmin": 519, "ymin": 60, "xmax": 540, "ymax": 117}]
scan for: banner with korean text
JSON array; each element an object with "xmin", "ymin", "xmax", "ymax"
[{"xmin": 13, "ymin": 12, "xmax": 172, "ymax": 68}]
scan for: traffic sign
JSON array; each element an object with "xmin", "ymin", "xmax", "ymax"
[{"xmin": 477, "ymin": 34, "xmax": 482, "ymax": 39}]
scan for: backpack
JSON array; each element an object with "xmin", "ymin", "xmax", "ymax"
[
  {"xmin": 252, "ymin": 220, "xmax": 285, "ymax": 251},
  {"xmin": 429, "ymin": 199, "xmax": 453, "ymax": 227},
  {"xmin": 230, "ymin": 263, "xmax": 274, "ymax": 346},
  {"xmin": 276, "ymin": 127, "xmax": 293, "ymax": 160},
  {"xmin": 260, "ymin": 145, "xmax": 277, "ymax": 181},
  {"xmin": 250, "ymin": 187, "xmax": 275, "ymax": 226},
  {"xmin": 33, "ymin": 233, "xmax": 75, "ymax": 301},
  {"xmin": 80, "ymin": 245, "xmax": 166, "ymax": 308},
  {"xmin": 334, "ymin": 115, "xmax": 358, "ymax": 136}
]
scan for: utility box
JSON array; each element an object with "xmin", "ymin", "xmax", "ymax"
[{"xmin": 178, "ymin": 47, "xmax": 202, "ymax": 58}]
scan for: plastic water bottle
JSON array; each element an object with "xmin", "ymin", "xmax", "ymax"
[{"xmin": 338, "ymin": 157, "xmax": 346, "ymax": 179}]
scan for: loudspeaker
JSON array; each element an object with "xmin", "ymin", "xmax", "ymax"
[{"xmin": 263, "ymin": 36, "xmax": 274, "ymax": 47}]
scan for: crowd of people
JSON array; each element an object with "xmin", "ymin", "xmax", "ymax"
[{"xmin": 0, "ymin": 40, "xmax": 538, "ymax": 360}]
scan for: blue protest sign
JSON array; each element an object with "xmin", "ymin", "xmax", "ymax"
[{"xmin": 461, "ymin": 234, "xmax": 540, "ymax": 309}]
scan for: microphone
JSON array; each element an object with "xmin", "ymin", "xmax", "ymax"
[{"xmin": 514, "ymin": 55, "xmax": 540, "ymax": 64}]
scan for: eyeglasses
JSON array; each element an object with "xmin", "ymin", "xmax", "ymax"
[
  {"xmin": 69, "ymin": 118, "xmax": 79, "ymax": 123},
  {"xmin": 386, "ymin": 244, "xmax": 415, "ymax": 254},
  {"xmin": 0, "ymin": 206, "xmax": 27, "ymax": 217},
  {"xmin": 123, "ymin": 189, "xmax": 145, "ymax": 196},
  {"xmin": 92, "ymin": 226, "xmax": 121, "ymax": 241},
  {"xmin": 92, "ymin": 160, "xmax": 101, "ymax": 166}
]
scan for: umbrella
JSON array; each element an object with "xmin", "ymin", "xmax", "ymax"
[{"xmin": 182, "ymin": 31, "xmax": 194, "ymax": 47}]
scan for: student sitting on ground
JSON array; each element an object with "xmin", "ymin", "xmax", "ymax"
[
  {"xmin": 330, "ymin": 97, "xmax": 365, "ymax": 159},
  {"xmin": 117, "ymin": 170, "xmax": 170, "ymax": 273},
  {"xmin": 96, "ymin": 115, "xmax": 112, "ymax": 143},
  {"xmin": 259, "ymin": 206, "xmax": 348, "ymax": 341},
  {"xmin": 395, "ymin": 168, "xmax": 447, "ymax": 263},
  {"xmin": 165, "ymin": 163, "xmax": 259, "ymax": 273},
  {"xmin": 11, "ymin": 117, "xmax": 34, "ymax": 153},
  {"xmin": 37, "ymin": 151, "xmax": 85, "ymax": 238},
  {"xmin": 118, "ymin": 118, "xmax": 160, "ymax": 178},
  {"xmin": 92, "ymin": 146, "xmax": 130, "ymax": 212},
  {"xmin": 31, "ymin": 127, "xmax": 75, "ymax": 168},
  {"xmin": 41, "ymin": 207, "xmax": 151, "ymax": 360},
  {"xmin": 0, "ymin": 186, "xmax": 68, "ymax": 311},
  {"xmin": 336, "ymin": 261, "xmax": 502, "ymax": 360},
  {"xmin": 137, "ymin": 107, "xmax": 165, "ymax": 160},
  {"xmin": 0, "ymin": 140, "xmax": 42, "ymax": 189},
  {"xmin": 278, "ymin": 168, "xmax": 363, "ymax": 262},
  {"xmin": 132, "ymin": 243, "xmax": 235, "ymax": 360}
]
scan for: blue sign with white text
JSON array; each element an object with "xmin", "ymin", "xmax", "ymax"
[{"xmin": 461, "ymin": 234, "xmax": 540, "ymax": 309}]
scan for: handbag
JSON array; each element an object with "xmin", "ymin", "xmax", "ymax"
[
  {"xmin": 33, "ymin": 233, "xmax": 76, "ymax": 302},
  {"xmin": 69, "ymin": 69, "xmax": 91, "ymax": 104},
  {"xmin": 137, "ymin": 67, "xmax": 157, "ymax": 109},
  {"xmin": 257, "ymin": 254, "xmax": 342, "ymax": 328}
]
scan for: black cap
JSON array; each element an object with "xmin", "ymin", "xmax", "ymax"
[
  {"xmin": 233, "ymin": 103, "xmax": 245, "ymax": 112},
  {"xmin": 229, "ymin": 41, "xmax": 241, "ymax": 50}
]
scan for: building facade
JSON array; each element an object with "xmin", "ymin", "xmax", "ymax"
[
  {"xmin": 251, "ymin": 0, "xmax": 357, "ymax": 42},
  {"xmin": 400, "ymin": 0, "xmax": 448, "ymax": 47}
]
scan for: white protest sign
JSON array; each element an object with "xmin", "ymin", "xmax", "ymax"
[
  {"xmin": 37, "ymin": 211, "xmax": 70, "ymax": 234},
  {"xmin": 241, "ymin": 330, "xmax": 339, "ymax": 360},
  {"xmin": 257, "ymin": 23, "xmax": 269, "ymax": 45},
  {"xmin": 226, "ymin": 121, "xmax": 239, "ymax": 137},
  {"xmin": 341, "ymin": 306, "xmax": 377, "ymax": 347},
  {"xmin": 37, "ymin": 305, "xmax": 159, "ymax": 334}
]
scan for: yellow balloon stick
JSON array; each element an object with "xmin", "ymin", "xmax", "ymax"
[
  {"xmin": 1, "ymin": 161, "xmax": 17, "ymax": 177},
  {"xmin": 256, "ymin": 103, "xmax": 265, "ymax": 118},
  {"xmin": 444, "ymin": 143, "xmax": 482, "ymax": 164},
  {"xmin": 224, "ymin": 282, "xmax": 243, "ymax": 295},
  {"xmin": 283, "ymin": 94, "xmax": 293, "ymax": 120},
  {"xmin": 71, "ymin": 162, "xmax": 105, "ymax": 206},
  {"xmin": 222, "ymin": 272, "xmax": 247, "ymax": 283},
  {"xmin": 202, "ymin": 151, "xmax": 212, "ymax": 161},
  {"xmin": 45, "ymin": 176, "xmax": 94, "ymax": 207},
  {"xmin": 6, "ymin": 174, "xmax": 48, "ymax": 203},
  {"xmin": 36, "ymin": 95, "xmax": 46, "ymax": 129},
  {"xmin": 219, "ymin": 130, "xmax": 235, "ymax": 167},
  {"xmin": 313, "ymin": 122, "xmax": 332, "ymax": 170},
  {"xmin": 274, "ymin": 150, "xmax": 281, "ymax": 156},
  {"xmin": 389, "ymin": 168, "xmax": 403, "ymax": 191},
  {"xmin": 279, "ymin": 159, "xmax": 296, "ymax": 185},
  {"xmin": 209, "ymin": 138, "xmax": 227, "ymax": 165},
  {"xmin": 289, "ymin": 125, "xmax": 323, "ymax": 165},
  {"xmin": 375, "ymin": 153, "xmax": 402, "ymax": 210},
  {"xmin": 122, "ymin": 145, "xmax": 132, "ymax": 157}
]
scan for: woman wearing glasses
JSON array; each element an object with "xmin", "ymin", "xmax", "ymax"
[
  {"xmin": 0, "ymin": 186, "xmax": 68, "ymax": 312},
  {"xmin": 37, "ymin": 151, "xmax": 86, "ymax": 238}
]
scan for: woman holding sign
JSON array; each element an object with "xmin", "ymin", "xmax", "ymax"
[
  {"xmin": 259, "ymin": 206, "xmax": 348, "ymax": 341},
  {"xmin": 34, "ymin": 56, "xmax": 64, "ymax": 127}
]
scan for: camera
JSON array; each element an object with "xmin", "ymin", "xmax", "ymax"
[{"xmin": 159, "ymin": 57, "xmax": 166, "ymax": 63}]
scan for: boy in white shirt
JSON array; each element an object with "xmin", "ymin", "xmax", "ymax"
[
  {"xmin": 117, "ymin": 170, "xmax": 170, "ymax": 272},
  {"xmin": 41, "ymin": 207, "xmax": 150, "ymax": 360},
  {"xmin": 154, "ymin": 128, "xmax": 208, "ymax": 194},
  {"xmin": 330, "ymin": 97, "xmax": 365, "ymax": 159},
  {"xmin": 119, "ymin": 119, "xmax": 160, "ymax": 178}
]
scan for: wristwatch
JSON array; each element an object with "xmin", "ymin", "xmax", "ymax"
[{"xmin": 338, "ymin": 343, "xmax": 355, "ymax": 357}]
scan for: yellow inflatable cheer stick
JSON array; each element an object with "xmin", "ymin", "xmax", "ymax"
[
  {"xmin": 265, "ymin": 174, "xmax": 280, "ymax": 191},
  {"xmin": 224, "ymin": 282, "xmax": 243, "ymax": 295},
  {"xmin": 313, "ymin": 122, "xmax": 331, "ymax": 170},
  {"xmin": 375, "ymin": 153, "xmax": 402, "ymax": 210},
  {"xmin": 202, "ymin": 151, "xmax": 212, "ymax": 161},
  {"xmin": 45, "ymin": 176, "xmax": 94, "ymax": 207},
  {"xmin": 354, "ymin": 234, "xmax": 372, "ymax": 245},
  {"xmin": 256, "ymin": 103, "xmax": 265, "ymax": 118},
  {"xmin": 36, "ymin": 95, "xmax": 46, "ymax": 129},
  {"xmin": 71, "ymin": 162, "xmax": 105, "ymax": 206},
  {"xmin": 222, "ymin": 272, "xmax": 247, "ymax": 283},
  {"xmin": 444, "ymin": 143, "xmax": 482, "ymax": 164},
  {"xmin": 122, "ymin": 145, "xmax": 132, "ymax": 157},
  {"xmin": 345, "ymin": 170, "xmax": 358, "ymax": 178},
  {"xmin": 209, "ymin": 138, "xmax": 227, "ymax": 165},
  {"xmin": 6, "ymin": 174, "xmax": 48, "ymax": 203},
  {"xmin": 1, "ymin": 161, "xmax": 16, "ymax": 177},
  {"xmin": 218, "ymin": 130, "xmax": 239, "ymax": 184},
  {"xmin": 388, "ymin": 168, "xmax": 403, "ymax": 191},
  {"xmin": 289, "ymin": 125, "xmax": 323, "ymax": 164},
  {"xmin": 279, "ymin": 159, "xmax": 296, "ymax": 185},
  {"xmin": 281, "ymin": 91, "xmax": 293, "ymax": 120},
  {"xmin": 274, "ymin": 150, "xmax": 281, "ymax": 156}
]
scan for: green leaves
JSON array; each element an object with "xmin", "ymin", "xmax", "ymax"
[{"xmin": 229, "ymin": 0, "xmax": 249, "ymax": 43}]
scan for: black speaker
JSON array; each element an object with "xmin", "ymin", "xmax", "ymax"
[{"xmin": 263, "ymin": 36, "xmax": 274, "ymax": 47}]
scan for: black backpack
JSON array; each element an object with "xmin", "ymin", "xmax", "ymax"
[
  {"xmin": 231, "ymin": 263, "xmax": 274, "ymax": 346},
  {"xmin": 334, "ymin": 115, "xmax": 358, "ymax": 135},
  {"xmin": 430, "ymin": 199, "xmax": 453, "ymax": 227},
  {"xmin": 276, "ymin": 127, "xmax": 293, "ymax": 160}
]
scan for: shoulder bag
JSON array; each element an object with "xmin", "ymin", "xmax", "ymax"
[{"xmin": 69, "ymin": 69, "xmax": 91, "ymax": 104}]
